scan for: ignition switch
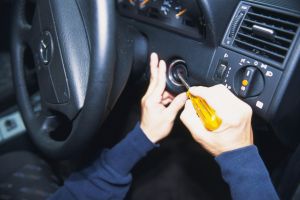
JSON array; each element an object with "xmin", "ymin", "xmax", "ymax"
[{"xmin": 166, "ymin": 59, "xmax": 188, "ymax": 94}]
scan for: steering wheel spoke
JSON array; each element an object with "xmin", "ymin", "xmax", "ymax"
[{"xmin": 38, "ymin": 114, "xmax": 60, "ymax": 133}]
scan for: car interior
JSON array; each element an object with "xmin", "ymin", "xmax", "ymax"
[{"xmin": 0, "ymin": 0, "xmax": 300, "ymax": 199}]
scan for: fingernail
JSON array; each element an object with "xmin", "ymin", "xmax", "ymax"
[
  {"xmin": 151, "ymin": 52, "xmax": 157, "ymax": 58},
  {"xmin": 159, "ymin": 59, "xmax": 165, "ymax": 65}
]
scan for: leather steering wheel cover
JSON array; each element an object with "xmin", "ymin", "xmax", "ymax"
[
  {"xmin": 64, "ymin": 0, "xmax": 116, "ymax": 158},
  {"xmin": 11, "ymin": 0, "xmax": 116, "ymax": 159}
]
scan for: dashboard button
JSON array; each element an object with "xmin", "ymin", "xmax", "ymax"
[
  {"xmin": 214, "ymin": 60, "xmax": 228, "ymax": 82},
  {"xmin": 242, "ymin": 79, "xmax": 249, "ymax": 86}
]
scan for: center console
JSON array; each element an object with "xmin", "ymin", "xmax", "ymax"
[
  {"xmin": 207, "ymin": 47, "xmax": 282, "ymax": 119},
  {"xmin": 208, "ymin": 2, "xmax": 300, "ymax": 121},
  {"xmin": 118, "ymin": 0, "xmax": 300, "ymax": 146}
]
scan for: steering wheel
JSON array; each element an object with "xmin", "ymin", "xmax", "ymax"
[{"xmin": 11, "ymin": 0, "xmax": 119, "ymax": 159}]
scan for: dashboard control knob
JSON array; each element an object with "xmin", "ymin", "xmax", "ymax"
[{"xmin": 234, "ymin": 66, "xmax": 264, "ymax": 98}]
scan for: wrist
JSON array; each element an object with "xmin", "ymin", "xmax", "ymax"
[
  {"xmin": 103, "ymin": 123, "xmax": 157, "ymax": 175},
  {"xmin": 216, "ymin": 144, "xmax": 254, "ymax": 157},
  {"xmin": 140, "ymin": 123, "xmax": 160, "ymax": 144}
]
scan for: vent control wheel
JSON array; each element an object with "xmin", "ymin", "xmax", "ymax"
[{"xmin": 234, "ymin": 66, "xmax": 264, "ymax": 98}]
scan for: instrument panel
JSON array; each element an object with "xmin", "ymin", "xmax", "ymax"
[{"xmin": 117, "ymin": 0, "xmax": 205, "ymax": 40}]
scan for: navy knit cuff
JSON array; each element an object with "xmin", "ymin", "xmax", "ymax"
[
  {"xmin": 102, "ymin": 123, "xmax": 158, "ymax": 176},
  {"xmin": 215, "ymin": 145, "xmax": 258, "ymax": 167},
  {"xmin": 214, "ymin": 145, "xmax": 279, "ymax": 199}
]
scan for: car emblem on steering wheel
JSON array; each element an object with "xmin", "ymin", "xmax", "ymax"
[{"xmin": 39, "ymin": 31, "xmax": 53, "ymax": 65}]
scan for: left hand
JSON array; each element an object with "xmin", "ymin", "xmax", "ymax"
[{"xmin": 140, "ymin": 53, "xmax": 187, "ymax": 143}]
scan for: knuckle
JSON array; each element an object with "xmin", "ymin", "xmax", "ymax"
[
  {"xmin": 141, "ymin": 97, "xmax": 151, "ymax": 107},
  {"xmin": 212, "ymin": 84, "xmax": 225, "ymax": 91},
  {"xmin": 242, "ymin": 103, "xmax": 253, "ymax": 118},
  {"xmin": 180, "ymin": 114, "xmax": 184, "ymax": 122},
  {"xmin": 215, "ymin": 84, "xmax": 225, "ymax": 89},
  {"xmin": 141, "ymin": 97, "xmax": 146, "ymax": 105},
  {"xmin": 144, "ymin": 99, "xmax": 152, "ymax": 108},
  {"xmin": 180, "ymin": 111, "xmax": 186, "ymax": 121}
]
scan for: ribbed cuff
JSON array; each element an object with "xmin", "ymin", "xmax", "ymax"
[
  {"xmin": 102, "ymin": 123, "xmax": 158, "ymax": 176},
  {"xmin": 215, "ymin": 145, "xmax": 258, "ymax": 168},
  {"xmin": 214, "ymin": 145, "xmax": 279, "ymax": 200}
]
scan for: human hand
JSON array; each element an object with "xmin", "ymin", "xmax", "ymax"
[
  {"xmin": 180, "ymin": 84, "xmax": 253, "ymax": 156},
  {"xmin": 140, "ymin": 53, "xmax": 187, "ymax": 144}
]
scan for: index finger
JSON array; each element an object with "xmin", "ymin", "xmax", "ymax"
[
  {"xmin": 180, "ymin": 100, "xmax": 212, "ymax": 140},
  {"xmin": 144, "ymin": 53, "xmax": 159, "ymax": 97}
]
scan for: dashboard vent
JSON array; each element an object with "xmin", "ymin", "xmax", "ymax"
[{"xmin": 233, "ymin": 5, "xmax": 300, "ymax": 64}]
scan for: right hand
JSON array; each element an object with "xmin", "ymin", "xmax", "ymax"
[{"xmin": 180, "ymin": 84, "xmax": 253, "ymax": 157}]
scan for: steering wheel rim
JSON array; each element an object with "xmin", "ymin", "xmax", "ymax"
[{"xmin": 11, "ymin": 0, "xmax": 116, "ymax": 159}]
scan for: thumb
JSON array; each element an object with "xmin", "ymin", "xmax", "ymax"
[
  {"xmin": 189, "ymin": 86, "xmax": 210, "ymax": 99},
  {"xmin": 165, "ymin": 93, "xmax": 187, "ymax": 120}
]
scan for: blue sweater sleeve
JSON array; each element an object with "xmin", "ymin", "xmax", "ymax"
[
  {"xmin": 49, "ymin": 123, "xmax": 156, "ymax": 200},
  {"xmin": 215, "ymin": 145, "xmax": 279, "ymax": 200}
]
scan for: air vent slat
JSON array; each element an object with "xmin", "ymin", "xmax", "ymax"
[
  {"xmin": 237, "ymin": 32, "xmax": 289, "ymax": 52},
  {"xmin": 274, "ymin": 35, "xmax": 293, "ymax": 44},
  {"xmin": 232, "ymin": 4, "xmax": 300, "ymax": 64},
  {"xmin": 235, "ymin": 39, "xmax": 285, "ymax": 61},
  {"xmin": 244, "ymin": 19, "xmax": 296, "ymax": 36},
  {"xmin": 240, "ymin": 25, "xmax": 252, "ymax": 31},
  {"xmin": 240, "ymin": 25, "xmax": 292, "ymax": 47},
  {"xmin": 247, "ymin": 12, "xmax": 299, "ymax": 30}
]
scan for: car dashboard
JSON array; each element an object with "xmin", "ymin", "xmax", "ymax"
[
  {"xmin": 118, "ymin": 0, "xmax": 205, "ymax": 40},
  {"xmin": 117, "ymin": 0, "xmax": 300, "ymax": 147}
]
